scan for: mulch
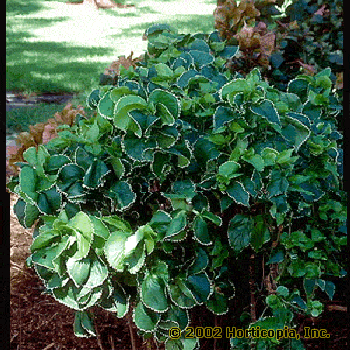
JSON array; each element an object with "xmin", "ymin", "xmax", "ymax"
[{"xmin": 10, "ymin": 270, "xmax": 141, "ymax": 350}]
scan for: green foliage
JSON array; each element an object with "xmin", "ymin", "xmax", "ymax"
[
  {"xmin": 7, "ymin": 23, "xmax": 346, "ymax": 350},
  {"xmin": 274, "ymin": 0, "xmax": 343, "ymax": 90},
  {"xmin": 214, "ymin": 0, "xmax": 343, "ymax": 92}
]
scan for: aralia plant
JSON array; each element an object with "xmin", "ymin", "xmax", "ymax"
[{"xmin": 8, "ymin": 24, "xmax": 346, "ymax": 350}]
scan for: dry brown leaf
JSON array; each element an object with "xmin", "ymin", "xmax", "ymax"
[
  {"xmin": 234, "ymin": 22, "xmax": 260, "ymax": 51},
  {"xmin": 29, "ymin": 123, "xmax": 45, "ymax": 145},
  {"xmin": 42, "ymin": 124, "xmax": 58, "ymax": 145},
  {"xmin": 105, "ymin": 51, "xmax": 143, "ymax": 78},
  {"xmin": 288, "ymin": 20, "xmax": 299, "ymax": 30},
  {"xmin": 55, "ymin": 103, "xmax": 85, "ymax": 126},
  {"xmin": 336, "ymin": 72, "xmax": 343, "ymax": 90},
  {"xmin": 214, "ymin": 0, "xmax": 260, "ymax": 39},
  {"xmin": 257, "ymin": 21, "xmax": 267, "ymax": 33},
  {"xmin": 260, "ymin": 32, "xmax": 275, "ymax": 58},
  {"xmin": 295, "ymin": 59, "xmax": 316, "ymax": 76},
  {"xmin": 242, "ymin": 0, "xmax": 260, "ymax": 19},
  {"xmin": 15, "ymin": 132, "xmax": 36, "ymax": 148}
]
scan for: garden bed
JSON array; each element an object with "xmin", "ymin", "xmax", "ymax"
[{"xmin": 7, "ymin": 2, "xmax": 346, "ymax": 349}]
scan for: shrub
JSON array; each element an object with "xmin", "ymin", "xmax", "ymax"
[
  {"xmin": 281, "ymin": 0, "xmax": 343, "ymax": 90},
  {"xmin": 214, "ymin": 0, "xmax": 343, "ymax": 92},
  {"xmin": 7, "ymin": 24, "xmax": 346, "ymax": 350}
]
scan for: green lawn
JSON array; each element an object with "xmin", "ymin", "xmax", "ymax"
[{"xmin": 7, "ymin": 0, "xmax": 217, "ymax": 94}]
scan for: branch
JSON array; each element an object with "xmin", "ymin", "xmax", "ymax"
[
  {"xmin": 94, "ymin": 322, "xmax": 107, "ymax": 350},
  {"xmin": 249, "ymin": 253, "xmax": 257, "ymax": 323},
  {"xmin": 327, "ymin": 305, "xmax": 347, "ymax": 312},
  {"xmin": 127, "ymin": 307, "xmax": 137, "ymax": 350},
  {"xmin": 109, "ymin": 333, "xmax": 116, "ymax": 350}
]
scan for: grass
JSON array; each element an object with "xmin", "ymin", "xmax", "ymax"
[
  {"xmin": 6, "ymin": 91, "xmax": 95, "ymax": 134},
  {"xmin": 6, "ymin": 0, "xmax": 217, "ymax": 132},
  {"xmin": 7, "ymin": 0, "xmax": 217, "ymax": 94},
  {"xmin": 6, "ymin": 104, "xmax": 70, "ymax": 134}
]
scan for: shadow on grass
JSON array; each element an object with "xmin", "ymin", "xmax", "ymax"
[
  {"xmin": 6, "ymin": 0, "xmax": 44, "ymax": 17},
  {"xmin": 6, "ymin": 1, "xmax": 117, "ymax": 93},
  {"xmin": 6, "ymin": 99, "xmax": 95, "ymax": 134},
  {"xmin": 7, "ymin": 24, "xmax": 116, "ymax": 93},
  {"xmin": 167, "ymin": 14, "xmax": 215, "ymax": 34},
  {"xmin": 104, "ymin": 4, "xmax": 158, "ymax": 17},
  {"xmin": 116, "ymin": 13, "xmax": 215, "ymax": 38},
  {"xmin": 7, "ymin": 0, "xmax": 217, "ymax": 93},
  {"xmin": 7, "ymin": 53, "xmax": 112, "ymax": 93}
]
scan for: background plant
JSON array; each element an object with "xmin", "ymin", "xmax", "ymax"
[
  {"xmin": 7, "ymin": 104, "xmax": 91, "ymax": 177},
  {"xmin": 7, "ymin": 23, "xmax": 346, "ymax": 350},
  {"xmin": 214, "ymin": 0, "xmax": 343, "ymax": 93}
]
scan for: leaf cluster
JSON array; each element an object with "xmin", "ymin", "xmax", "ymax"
[
  {"xmin": 214, "ymin": 0, "xmax": 343, "ymax": 92},
  {"xmin": 214, "ymin": 0, "xmax": 284, "ymax": 70}
]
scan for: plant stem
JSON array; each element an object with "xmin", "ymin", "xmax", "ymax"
[
  {"xmin": 127, "ymin": 308, "xmax": 137, "ymax": 350},
  {"xmin": 249, "ymin": 253, "xmax": 257, "ymax": 323},
  {"xmin": 95, "ymin": 323, "xmax": 106, "ymax": 350}
]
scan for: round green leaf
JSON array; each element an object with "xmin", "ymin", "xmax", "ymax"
[
  {"xmin": 167, "ymin": 278, "xmax": 197, "ymax": 309},
  {"xmin": 20, "ymin": 166, "xmax": 37, "ymax": 202},
  {"xmin": 193, "ymin": 215, "xmax": 211, "ymax": 245},
  {"xmin": 133, "ymin": 301, "xmax": 160, "ymax": 332},
  {"xmin": 188, "ymin": 247, "xmax": 209, "ymax": 275},
  {"xmin": 87, "ymin": 89, "xmax": 100, "ymax": 109},
  {"xmin": 141, "ymin": 270, "xmax": 168, "ymax": 312},
  {"xmin": 83, "ymin": 160, "xmax": 110, "ymax": 189},
  {"xmin": 97, "ymin": 92, "xmax": 114, "ymax": 118},
  {"xmin": 84, "ymin": 257, "xmax": 108, "ymax": 289},
  {"xmin": 149, "ymin": 89, "xmax": 180, "ymax": 121},
  {"xmin": 104, "ymin": 230, "xmax": 129, "ymax": 271},
  {"xmin": 227, "ymin": 215, "xmax": 253, "ymax": 252},
  {"xmin": 251, "ymin": 99, "xmax": 281, "ymax": 127},
  {"xmin": 99, "ymin": 281, "xmax": 129, "ymax": 318},
  {"xmin": 68, "ymin": 212, "xmax": 94, "ymax": 260},
  {"xmin": 189, "ymin": 50, "xmax": 214, "ymax": 68},
  {"xmin": 186, "ymin": 272, "xmax": 211, "ymax": 304},
  {"xmin": 218, "ymin": 161, "xmax": 241, "ymax": 179},
  {"xmin": 165, "ymin": 210, "xmax": 187, "ymax": 239},
  {"xmin": 37, "ymin": 187, "xmax": 62, "ymax": 215},
  {"xmin": 66, "ymin": 257, "xmax": 91, "ymax": 287},
  {"xmin": 226, "ymin": 181, "xmax": 250, "ymax": 206},
  {"xmin": 106, "ymin": 181, "xmax": 136, "ymax": 211},
  {"xmin": 206, "ymin": 290, "xmax": 229, "ymax": 315}
]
